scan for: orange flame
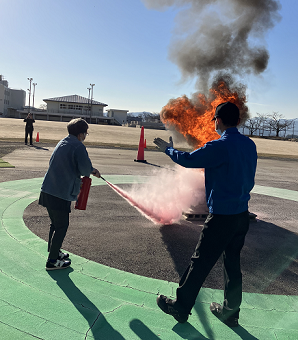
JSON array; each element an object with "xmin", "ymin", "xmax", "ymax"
[{"xmin": 161, "ymin": 75, "xmax": 248, "ymax": 149}]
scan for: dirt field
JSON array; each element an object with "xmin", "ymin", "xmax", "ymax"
[{"xmin": 1, "ymin": 117, "xmax": 298, "ymax": 158}]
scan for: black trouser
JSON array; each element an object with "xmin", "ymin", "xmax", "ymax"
[
  {"xmin": 176, "ymin": 211, "xmax": 250, "ymax": 317},
  {"xmin": 47, "ymin": 207, "xmax": 70, "ymax": 260},
  {"xmin": 25, "ymin": 128, "xmax": 33, "ymax": 145}
]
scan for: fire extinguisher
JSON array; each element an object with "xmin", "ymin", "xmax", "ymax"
[{"xmin": 75, "ymin": 176, "xmax": 92, "ymax": 210}]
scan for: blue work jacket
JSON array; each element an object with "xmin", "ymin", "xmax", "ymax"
[
  {"xmin": 165, "ymin": 127, "xmax": 257, "ymax": 215},
  {"xmin": 41, "ymin": 134, "xmax": 94, "ymax": 201}
]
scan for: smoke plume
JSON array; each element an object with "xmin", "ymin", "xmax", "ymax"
[
  {"xmin": 126, "ymin": 0, "xmax": 281, "ymax": 225},
  {"xmin": 142, "ymin": 0, "xmax": 281, "ymax": 92}
]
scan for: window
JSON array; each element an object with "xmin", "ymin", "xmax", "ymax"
[
  {"xmin": 68, "ymin": 104, "xmax": 74, "ymax": 109},
  {"xmin": 60, "ymin": 104, "xmax": 67, "ymax": 109}
]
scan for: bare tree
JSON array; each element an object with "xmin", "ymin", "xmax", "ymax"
[
  {"xmin": 266, "ymin": 112, "xmax": 294, "ymax": 137},
  {"xmin": 255, "ymin": 113, "xmax": 268, "ymax": 136},
  {"xmin": 152, "ymin": 112, "xmax": 161, "ymax": 122},
  {"xmin": 39, "ymin": 104, "xmax": 47, "ymax": 110},
  {"xmin": 243, "ymin": 115, "xmax": 263, "ymax": 136},
  {"xmin": 289, "ymin": 119, "xmax": 297, "ymax": 138}
]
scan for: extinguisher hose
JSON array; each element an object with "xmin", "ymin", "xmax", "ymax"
[{"xmin": 100, "ymin": 176, "xmax": 107, "ymax": 182}]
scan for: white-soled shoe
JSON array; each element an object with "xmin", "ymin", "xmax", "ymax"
[{"xmin": 46, "ymin": 259, "xmax": 71, "ymax": 271}]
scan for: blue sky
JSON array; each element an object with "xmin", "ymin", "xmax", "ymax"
[{"xmin": 1, "ymin": 0, "xmax": 297, "ymax": 118}]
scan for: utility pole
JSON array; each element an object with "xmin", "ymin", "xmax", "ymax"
[
  {"xmin": 90, "ymin": 83, "xmax": 95, "ymax": 123},
  {"xmin": 87, "ymin": 87, "xmax": 91, "ymax": 120},
  {"xmin": 27, "ymin": 77, "xmax": 33, "ymax": 114},
  {"xmin": 32, "ymin": 83, "xmax": 37, "ymax": 110}
]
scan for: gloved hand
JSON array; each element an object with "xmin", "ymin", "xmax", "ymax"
[{"xmin": 153, "ymin": 136, "xmax": 173, "ymax": 153}]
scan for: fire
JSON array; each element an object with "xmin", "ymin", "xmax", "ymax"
[
  {"xmin": 101, "ymin": 76, "xmax": 250, "ymax": 226},
  {"xmin": 161, "ymin": 75, "xmax": 248, "ymax": 149}
]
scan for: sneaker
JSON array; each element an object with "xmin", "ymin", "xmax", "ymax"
[
  {"xmin": 58, "ymin": 250, "xmax": 69, "ymax": 260},
  {"xmin": 156, "ymin": 295, "xmax": 190, "ymax": 323},
  {"xmin": 210, "ymin": 302, "xmax": 239, "ymax": 327},
  {"xmin": 46, "ymin": 259, "xmax": 71, "ymax": 271}
]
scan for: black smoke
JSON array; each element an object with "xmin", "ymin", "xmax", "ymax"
[{"xmin": 142, "ymin": 0, "xmax": 281, "ymax": 93}]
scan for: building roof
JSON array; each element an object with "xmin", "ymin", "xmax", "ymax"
[
  {"xmin": 106, "ymin": 109, "xmax": 129, "ymax": 112},
  {"xmin": 43, "ymin": 95, "xmax": 107, "ymax": 106}
]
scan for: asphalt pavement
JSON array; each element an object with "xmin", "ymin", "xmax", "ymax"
[{"xmin": 1, "ymin": 139, "xmax": 298, "ymax": 340}]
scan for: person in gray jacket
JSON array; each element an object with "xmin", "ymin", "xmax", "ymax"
[{"xmin": 39, "ymin": 118, "xmax": 100, "ymax": 270}]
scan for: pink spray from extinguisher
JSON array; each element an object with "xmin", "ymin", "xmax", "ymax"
[{"xmin": 100, "ymin": 176, "xmax": 167, "ymax": 224}]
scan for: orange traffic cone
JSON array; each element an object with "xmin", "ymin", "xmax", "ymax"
[
  {"xmin": 36, "ymin": 132, "xmax": 40, "ymax": 142},
  {"xmin": 134, "ymin": 126, "xmax": 147, "ymax": 163}
]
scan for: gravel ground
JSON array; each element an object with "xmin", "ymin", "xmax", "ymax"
[
  {"xmin": 2, "ymin": 133, "xmax": 298, "ymax": 296},
  {"xmin": 24, "ymin": 184, "xmax": 298, "ymax": 296},
  {"xmin": 0, "ymin": 141, "xmax": 28, "ymax": 158}
]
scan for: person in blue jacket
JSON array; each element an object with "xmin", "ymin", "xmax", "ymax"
[
  {"xmin": 154, "ymin": 101, "xmax": 257, "ymax": 327},
  {"xmin": 39, "ymin": 118, "xmax": 100, "ymax": 271}
]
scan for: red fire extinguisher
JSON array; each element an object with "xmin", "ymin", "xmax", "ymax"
[{"xmin": 75, "ymin": 176, "xmax": 92, "ymax": 210}]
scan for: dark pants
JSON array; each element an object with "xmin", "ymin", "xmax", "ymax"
[
  {"xmin": 47, "ymin": 207, "xmax": 70, "ymax": 260},
  {"xmin": 176, "ymin": 211, "xmax": 250, "ymax": 317},
  {"xmin": 25, "ymin": 128, "xmax": 33, "ymax": 145}
]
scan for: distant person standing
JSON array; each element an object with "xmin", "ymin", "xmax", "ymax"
[{"xmin": 24, "ymin": 113, "xmax": 35, "ymax": 145}]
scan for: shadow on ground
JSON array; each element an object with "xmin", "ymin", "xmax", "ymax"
[
  {"xmin": 160, "ymin": 218, "xmax": 298, "ymax": 295},
  {"xmin": 47, "ymin": 268, "xmax": 125, "ymax": 339}
]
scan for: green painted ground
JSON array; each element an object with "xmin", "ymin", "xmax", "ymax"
[
  {"xmin": 0, "ymin": 158, "xmax": 14, "ymax": 168},
  {"xmin": 0, "ymin": 176, "xmax": 297, "ymax": 339}
]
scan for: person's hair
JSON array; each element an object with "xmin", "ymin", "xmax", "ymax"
[
  {"xmin": 67, "ymin": 118, "xmax": 88, "ymax": 136},
  {"xmin": 215, "ymin": 102, "xmax": 239, "ymax": 127}
]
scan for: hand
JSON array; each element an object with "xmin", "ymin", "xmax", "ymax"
[
  {"xmin": 153, "ymin": 137, "xmax": 173, "ymax": 153},
  {"xmin": 91, "ymin": 168, "xmax": 101, "ymax": 178}
]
